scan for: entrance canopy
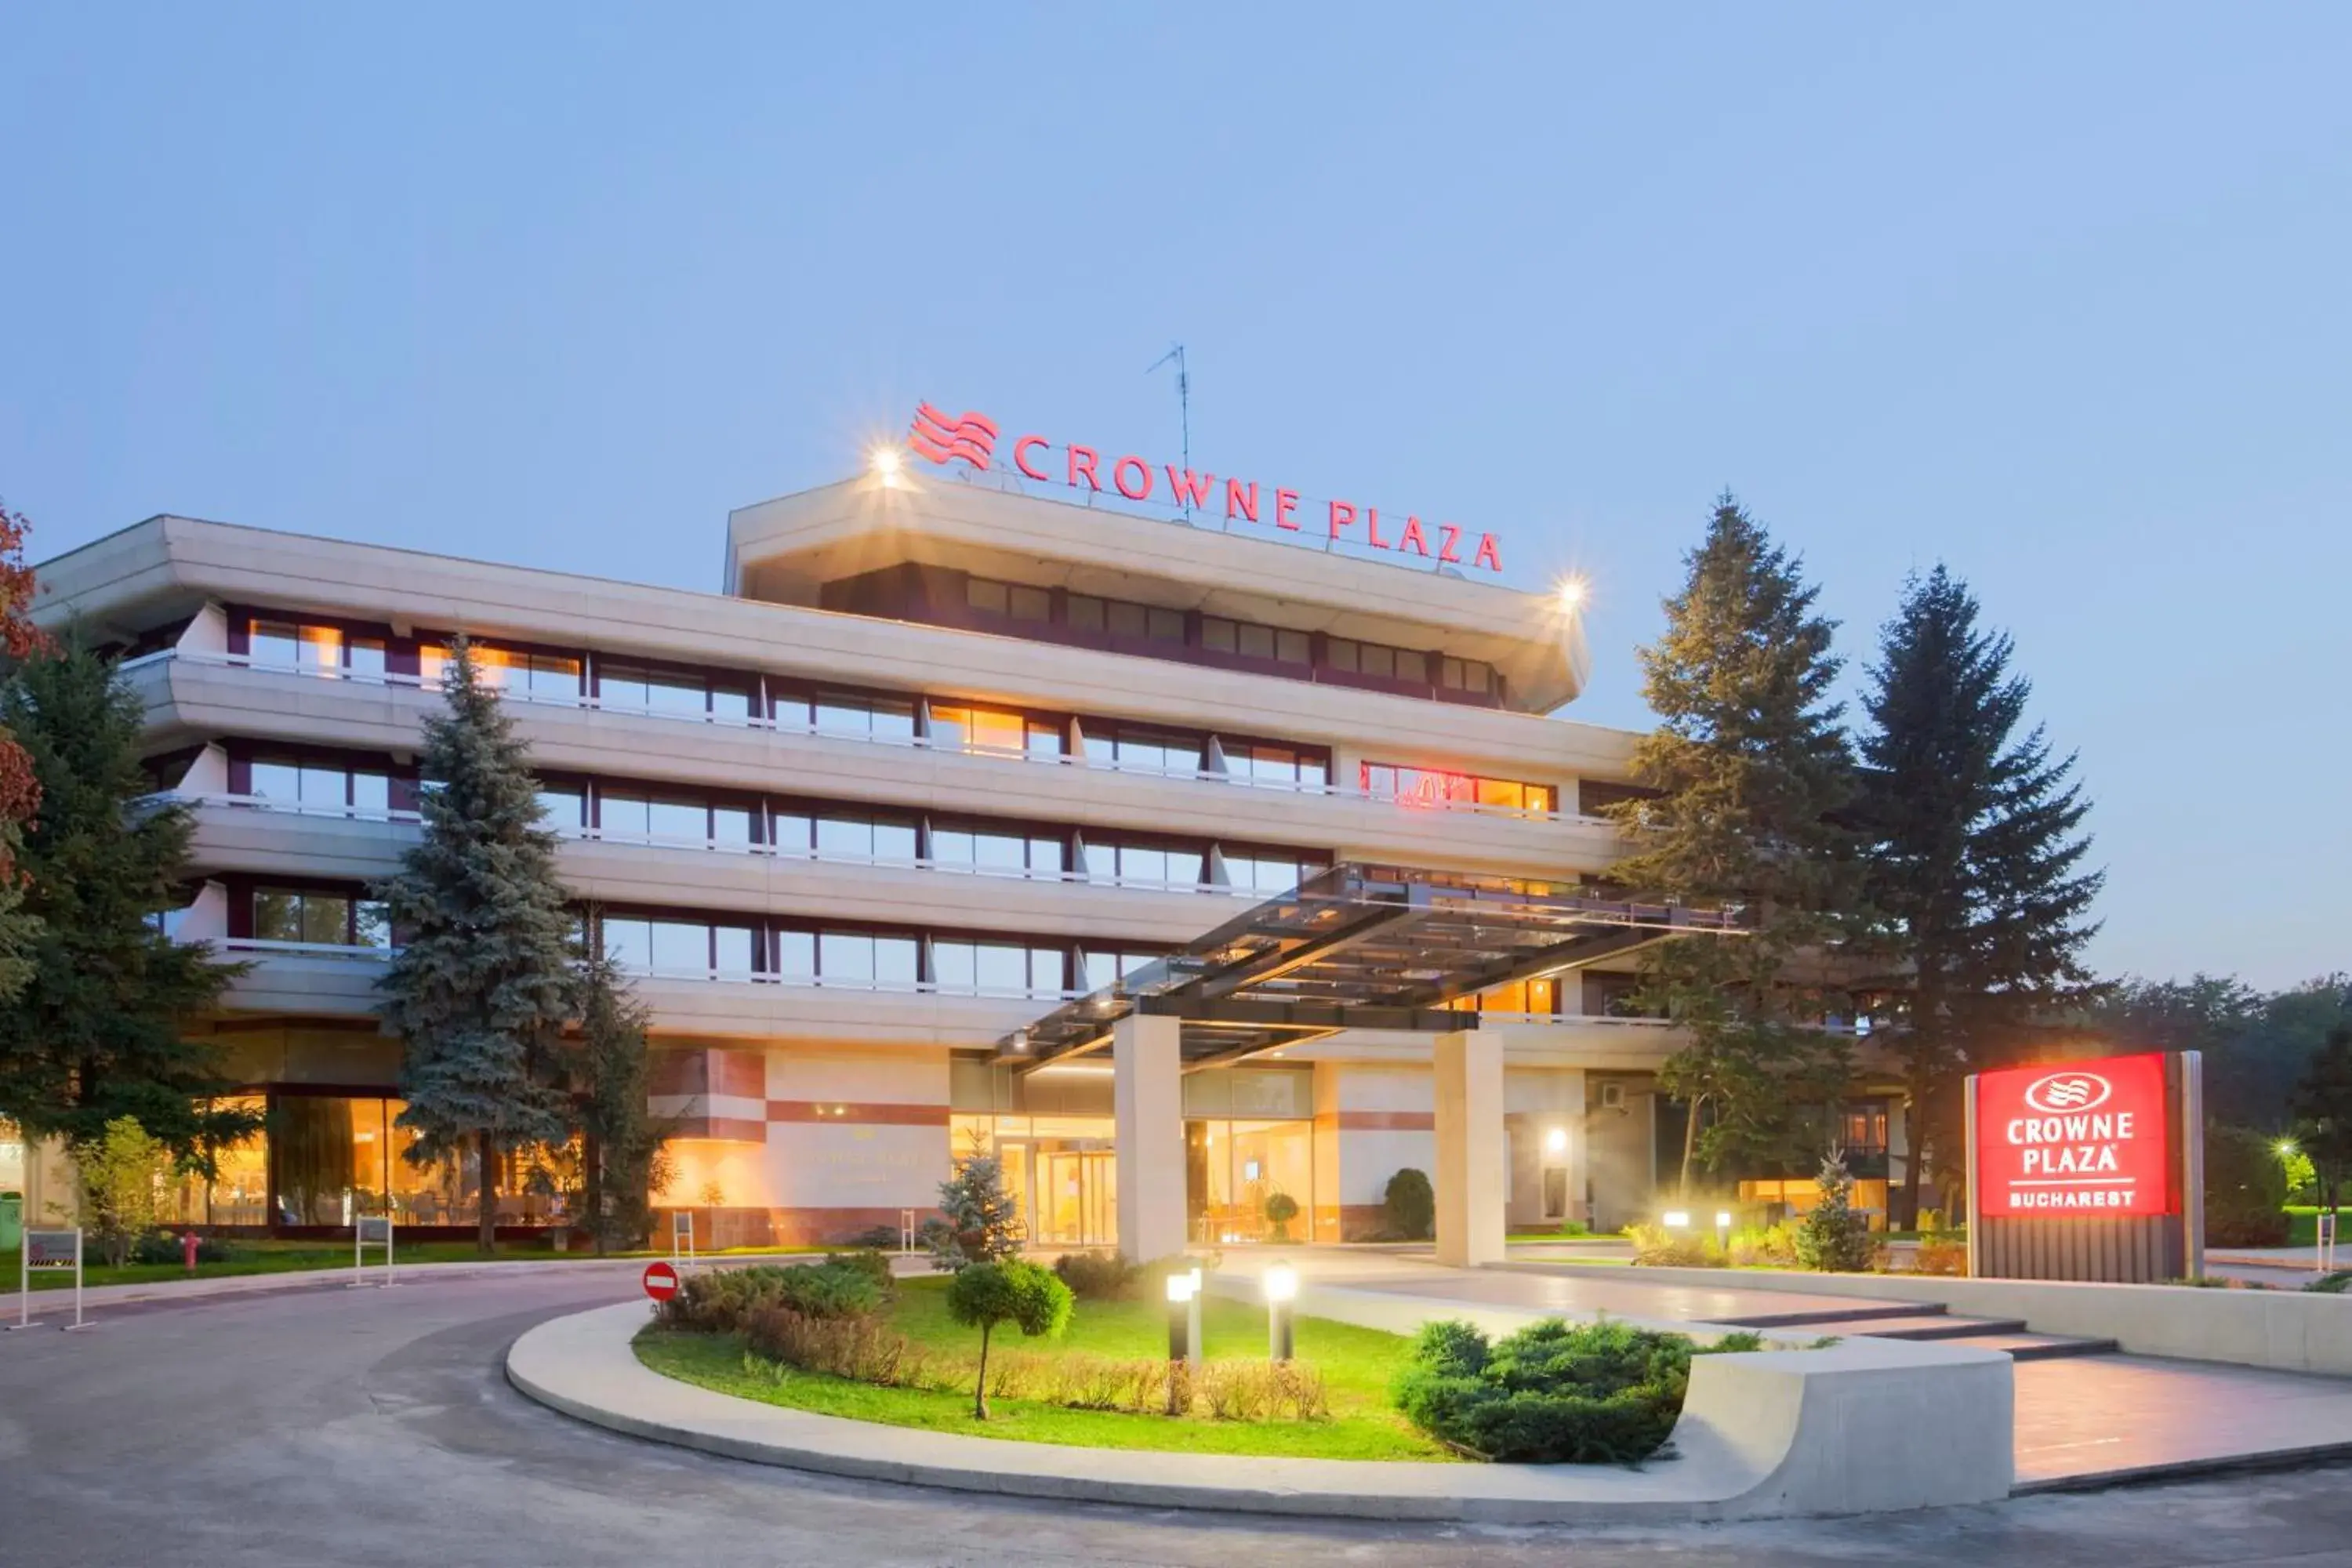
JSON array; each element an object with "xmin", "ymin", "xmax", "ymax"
[{"xmin": 996, "ymin": 862, "xmax": 1742, "ymax": 1071}]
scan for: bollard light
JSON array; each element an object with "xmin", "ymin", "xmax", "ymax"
[
  {"xmin": 1263, "ymin": 1262, "xmax": 1298, "ymax": 1363},
  {"xmin": 1185, "ymin": 1265, "xmax": 1205, "ymax": 1379},
  {"xmin": 1662, "ymin": 1210, "xmax": 1690, "ymax": 1229}
]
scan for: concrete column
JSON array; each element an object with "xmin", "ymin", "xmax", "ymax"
[
  {"xmin": 1112, "ymin": 1013, "xmax": 1186, "ymax": 1262},
  {"xmin": 1433, "ymin": 1029, "xmax": 1505, "ymax": 1268}
]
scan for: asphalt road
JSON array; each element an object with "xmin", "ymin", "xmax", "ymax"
[{"xmin": 2, "ymin": 1270, "xmax": 2348, "ymax": 1567}]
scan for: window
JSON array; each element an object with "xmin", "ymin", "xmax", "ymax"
[
  {"xmin": 597, "ymin": 662, "xmax": 750, "ymax": 720},
  {"xmin": 1106, "ymin": 601, "xmax": 1185, "ymax": 643},
  {"xmin": 600, "ymin": 916, "xmax": 760, "ymax": 978},
  {"xmin": 1083, "ymin": 840, "xmax": 1205, "ymax": 887},
  {"xmin": 966, "ymin": 577, "xmax": 1010, "ymax": 616},
  {"xmin": 1066, "ymin": 594, "xmax": 1106, "ymax": 632},
  {"xmin": 1008, "ymin": 585, "xmax": 1051, "ymax": 622},
  {"xmin": 931, "ymin": 827, "xmax": 1066, "ymax": 878},
  {"xmin": 800, "ymin": 692, "xmax": 917, "ymax": 742},
  {"xmin": 245, "ymin": 757, "xmax": 397, "ymax": 815},
  {"xmin": 1326, "ymin": 637, "xmax": 1427, "ymax": 685},
  {"xmin": 1082, "ymin": 726, "xmax": 1203, "ymax": 775},
  {"xmin": 599, "ymin": 792, "xmax": 717, "ymax": 844},
  {"xmin": 1360, "ymin": 763, "xmax": 1557, "ymax": 816},
  {"xmin": 1472, "ymin": 978, "xmax": 1557, "ymax": 1015},
  {"xmin": 1223, "ymin": 742, "xmax": 1330, "ymax": 789},
  {"xmin": 420, "ymin": 644, "xmax": 580, "ymax": 699},
  {"xmin": 252, "ymin": 887, "xmax": 390, "ymax": 949},
  {"xmin": 815, "ymin": 815, "xmax": 918, "ymax": 862},
  {"xmin": 931, "ymin": 941, "xmax": 1066, "ymax": 997},
  {"xmin": 929, "ymin": 704, "xmax": 1029, "ymax": 756},
  {"xmin": 1841, "ymin": 1105, "xmax": 1890, "ymax": 1156},
  {"xmin": 1439, "ymin": 657, "xmax": 1494, "ymax": 695},
  {"xmin": 1082, "ymin": 946, "xmax": 1165, "ymax": 991},
  {"xmin": 1201, "ymin": 617, "xmax": 1237, "ymax": 654},
  {"xmin": 815, "ymin": 931, "xmax": 920, "ymax": 988},
  {"xmin": 536, "ymin": 785, "xmax": 586, "ymax": 830},
  {"xmin": 1221, "ymin": 853, "xmax": 1326, "ymax": 897}
]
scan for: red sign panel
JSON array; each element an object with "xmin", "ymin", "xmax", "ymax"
[
  {"xmin": 641, "ymin": 1261, "xmax": 681, "ymax": 1302},
  {"xmin": 1976, "ymin": 1051, "xmax": 2173, "ymax": 1218}
]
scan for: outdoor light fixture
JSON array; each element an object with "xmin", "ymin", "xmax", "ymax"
[
  {"xmin": 1715, "ymin": 1211, "xmax": 1733, "ymax": 1230},
  {"xmin": 1662, "ymin": 1210, "xmax": 1691, "ymax": 1229},
  {"xmin": 1556, "ymin": 575, "xmax": 1588, "ymax": 612},
  {"xmin": 1165, "ymin": 1270, "xmax": 1196, "ymax": 1406},
  {"xmin": 1544, "ymin": 1127, "xmax": 1569, "ymax": 1154},
  {"xmin": 869, "ymin": 444, "xmax": 905, "ymax": 484},
  {"xmin": 2277, "ymin": 1138, "xmax": 2300, "ymax": 1159},
  {"xmin": 1263, "ymin": 1263, "xmax": 1298, "ymax": 1363}
]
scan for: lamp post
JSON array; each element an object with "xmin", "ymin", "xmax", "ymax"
[
  {"xmin": 1186, "ymin": 1265, "xmax": 1203, "ymax": 1377},
  {"xmin": 1263, "ymin": 1262, "xmax": 1298, "ymax": 1363},
  {"xmin": 1165, "ymin": 1270, "xmax": 1195, "ymax": 1415},
  {"xmin": 1715, "ymin": 1210, "xmax": 1733, "ymax": 1249}
]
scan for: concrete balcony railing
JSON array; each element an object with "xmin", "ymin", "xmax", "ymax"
[{"xmin": 124, "ymin": 651, "xmax": 1625, "ymax": 878}]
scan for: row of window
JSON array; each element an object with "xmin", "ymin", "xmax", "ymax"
[
  {"xmin": 1359, "ymin": 763, "xmax": 1559, "ymax": 817},
  {"xmin": 960, "ymin": 575, "xmax": 1501, "ymax": 696}
]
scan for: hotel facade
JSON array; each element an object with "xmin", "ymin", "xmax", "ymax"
[{"xmin": 13, "ymin": 439, "xmax": 1902, "ymax": 1254}]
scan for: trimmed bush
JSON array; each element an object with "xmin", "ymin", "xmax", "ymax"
[
  {"xmin": 1052, "ymin": 1250, "xmax": 1141, "ymax": 1301},
  {"xmin": 659, "ymin": 1258, "xmax": 891, "ymax": 1333},
  {"xmin": 1390, "ymin": 1316, "xmax": 1759, "ymax": 1464},
  {"xmin": 1626, "ymin": 1223, "xmax": 1723, "ymax": 1267},
  {"xmin": 129, "ymin": 1231, "xmax": 234, "ymax": 1265},
  {"xmin": 1384, "ymin": 1168, "xmax": 1435, "ymax": 1241},
  {"xmin": 1263, "ymin": 1190, "xmax": 1300, "ymax": 1242},
  {"xmin": 946, "ymin": 1259, "xmax": 1075, "ymax": 1418}
]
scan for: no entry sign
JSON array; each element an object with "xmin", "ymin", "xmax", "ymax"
[
  {"xmin": 641, "ymin": 1261, "xmax": 681, "ymax": 1302},
  {"xmin": 1974, "ymin": 1051, "xmax": 2175, "ymax": 1218}
]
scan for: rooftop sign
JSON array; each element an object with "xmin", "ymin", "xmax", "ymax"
[{"xmin": 909, "ymin": 403, "xmax": 1505, "ymax": 575}]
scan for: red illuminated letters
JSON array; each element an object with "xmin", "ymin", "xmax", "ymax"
[
  {"xmin": 1165, "ymin": 467, "xmax": 1215, "ymax": 509},
  {"xmin": 1436, "ymin": 524, "xmax": 1463, "ymax": 564},
  {"xmin": 1974, "ymin": 1052, "xmax": 2173, "ymax": 1218},
  {"xmin": 1014, "ymin": 436, "xmax": 1051, "ymax": 481},
  {"xmin": 1397, "ymin": 517, "xmax": 1430, "ymax": 556},
  {"xmin": 1275, "ymin": 488, "xmax": 1300, "ymax": 531},
  {"xmin": 1069, "ymin": 446, "xmax": 1101, "ymax": 490},
  {"xmin": 1472, "ymin": 532, "xmax": 1502, "ymax": 572},
  {"xmin": 1365, "ymin": 507, "xmax": 1390, "ymax": 549},
  {"xmin": 1112, "ymin": 456, "xmax": 1153, "ymax": 500},
  {"xmin": 1225, "ymin": 479, "xmax": 1259, "ymax": 523},
  {"xmin": 1328, "ymin": 500, "xmax": 1356, "ymax": 539}
]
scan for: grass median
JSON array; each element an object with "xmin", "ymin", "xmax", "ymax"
[{"xmin": 634, "ymin": 1274, "xmax": 1448, "ymax": 1460}]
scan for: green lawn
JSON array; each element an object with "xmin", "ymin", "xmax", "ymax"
[
  {"xmin": 635, "ymin": 1276, "xmax": 1448, "ymax": 1460},
  {"xmin": 2287, "ymin": 1207, "xmax": 2352, "ymax": 1247},
  {"xmin": 0, "ymin": 1238, "xmax": 829, "ymax": 1294}
]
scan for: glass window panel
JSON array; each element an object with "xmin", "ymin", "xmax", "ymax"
[
  {"xmin": 528, "ymin": 655, "xmax": 582, "ymax": 696},
  {"xmin": 536, "ymin": 786, "xmax": 584, "ymax": 828},
  {"xmin": 249, "ymin": 622, "xmax": 300, "ymax": 666},
  {"xmin": 712, "ymin": 807, "xmax": 755, "ymax": 847},
  {"xmin": 1082, "ymin": 842, "xmax": 1115, "ymax": 880},
  {"xmin": 1361, "ymin": 644, "xmax": 1394, "ymax": 680},
  {"xmin": 299, "ymin": 766, "xmax": 347, "ymax": 808},
  {"xmin": 1325, "ymin": 638, "xmax": 1359, "ymax": 673},
  {"xmin": 710, "ymin": 685, "xmax": 753, "ymax": 722},
  {"xmin": 1106, "ymin": 601, "xmax": 1148, "ymax": 638},
  {"xmin": 353, "ymin": 773, "xmax": 390, "ymax": 813},
  {"xmin": 253, "ymin": 890, "xmax": 303, "ymax": 942},
  {"xmin": 296, "ymin": 626, "xmax": 343, "ymax": 670},
  {"xmin": 872, "ymin": 822, "xmax": 918, "ymax": 861},
  {"xmin": 1276, "ymin": 630, "xmax": 1311, "ymax": 665},
  {"xmin": 648, "ymin": 800, "xmax": 707, "ymax": 842},
  {"xmin": 971, "ymin": 944, "xmax": 1025, "ymax": 993},
  {"xmin": 931, "ymin": 829, "xmax": 975, "ymax": 866},
  {"xmin": 354, "ymin": 900, "xmax": 392, "ymax": 949},
  {"xmin": 1007, "ymin": 585, "xmax": 1051, "ymax": 622},
  {"xmin": 644, "ymin": 676, "xmax": 703, "ymax": 713},
  {"xmin": 601, "ymin": 794, "xmax": 653, "ymax": 838},
  {"xmin": 816, "ymin": 816, "xmax": 873, "ymax": 856},
  {"xmin": 1238, "ymin": 623, "xmax": 1275, "ymax": 659},
  {"xmin": 772, "ymin": 812, "xmax": 812, "ymax": 852},
  {"xmin": 1067, "ymin": 595, "xmax": 1105, "ymax": 632},
  {"xmin": 600, "ymin": 670, "xmax": 653, "ymax": 710},
  {"xmin": 974, "ymin": 833, "xmax": 1025, "ymax": 871},
  {"xmin": 1393, "ymin": 648, "xmax": 1428, "ymax": 684},
  {"xmin": 249, "ymin": 760, "xmax": 300, "ymax": 800},
  {"xmin": 1465, "ymin": 662, "xmax": 1491, "ymax": 694},
  {"xmin": 1146, "ymin": 607, "xmax": 1185, "ymax": 642},
  {"xmin": 1029, "ymin": 946, "xmax": 1065, "ymax": 993},
  {"xmin": 1201, "ymin": 618, "xmax": 1237, "ymax": 654},
  {"xmin": 713, "ymin": 925, "xmax": 756, "ymax": 977},
  {"xmin": 299, "ymin": 895, "xmax": 351, "ymax": 946},
  {"xmin": 869, "ymin": 700, "xmax": 916, "ymax": 741},
  {"xmin": 602, "ymin": 917, "xmax": 652, "ymax": 971},
  {"xmin": 347, "ymin": 638, "xmax": 387, "ymax": 677},
  {"xmin": 1528, "ymin": 784, "xmax": 1557, "ymax": 815},
  {"xmin": 1476, "ymin": 778, "xmax": 1526, "ymax": 811},
  {"xmin": 1025, "ymin": 720, "xmax": 1063, "ymax": 758},
  {"xmin": 819, "ymin": 931, "xmax": 873, "ymax": 982},
  {"xmin": 649, "ymin": 921, "xmax": 708, "ymax": 974},
  {"xmin": 1439, "ymin": 658, "xmax": 1464, "ymax": 689},
  {"xmin": 776, "ymin": 929, "xmax": 815, "ymax": 977},
  {"xmin": 815, "ymin": 697, "xmax": 869, "ymax": 735},
  {"xmin": 1028, "ymin": 837, "xmax": 1065, "ymax": 876},
  {"xmin": 1082, "ymin": 734, "xmax": 1116, "ymax": 766},
  {"xmin": 270, "ymin": 1095, "xmax": 368, "ymax": 1226},
  {"xmin": 1167, "ymin": 850, "xmax": 1204, "ymax": 887},
  {"xmin": 966, "ymin": 577, "xmax": 1011, "ymax": 615},
  {"xmin": 932, "ymin": 941, "xmax": 976, "ymax": 990},
  {"xmin": 1299, "ymin": 756, "xmax": 1328, "ymax": 788}
]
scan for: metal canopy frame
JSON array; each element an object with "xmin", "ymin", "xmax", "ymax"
[{"xmin": 994, "ymin": 862, "xmax": 1742, "ymax": 1071}]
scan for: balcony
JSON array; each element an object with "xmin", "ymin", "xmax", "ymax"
[{"xmin": 129, "ymin": 650, "xmax": 1627, "ymax": 877}]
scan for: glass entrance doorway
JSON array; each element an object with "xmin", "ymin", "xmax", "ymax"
[{"xmin": 999, "ymin": 1138, "xmax": 1117, "ymax": 1248}]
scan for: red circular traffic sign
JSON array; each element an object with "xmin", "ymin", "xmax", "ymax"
[{"xmin": 641, "ymin": 1261, "xmax": 680, "ymax": 1302}]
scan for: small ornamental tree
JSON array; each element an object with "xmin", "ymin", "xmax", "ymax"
[
  {"xmin": 923, "ymin": 1144, "xmax": 1023, "ymax": 1271},
  {"xmin": 76, "ymin": 1115, "xmax": 170, "ymax": 1266},
  {"xmin": 945, "ymin": 1259, "xmax": 1073, "ymax": 1419},
  {"xmin": 1384, "ymin": 1167, "xmax": 1435, "ymax": 1241},
  {"xmin": 1263, "ymin": 1189, "xmax": 1300, "ymax": 1243},
  {"xmin": 1794, "ymin": 1150, "xmax": 1876, "ymax": 1272},
  {"xmin": 375, "ymin": 638, "xmax": 578, "ymax": 1254}
]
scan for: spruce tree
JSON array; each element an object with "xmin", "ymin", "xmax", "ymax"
[
  {"xmin": 0, "ymin": 642, "xmax": 253, "ymax": 1157},
  {"xmin": 376, "ymin": 638, "xmax": 577, "ymax": 1253},
  {"xmin": 1606, "ymin": 494, "xmax": 1860, "ymax": 1194},
  {"xmin": 573, "ymin": 943, "xmax": 668, "ymax": 1255},
  {"xmin": 1856, "ymin": 566, "xmax": 2101, "ymax": 1225}
]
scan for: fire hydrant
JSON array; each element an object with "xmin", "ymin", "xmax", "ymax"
[{"xmin": 182, "ymin": 1232, "xmax": 199, "ymax": 1273}]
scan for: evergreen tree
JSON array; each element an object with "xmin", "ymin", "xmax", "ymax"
[
  {"xmin": 0, "ymin": 499, "xmax": 51, "ymax": 1003},
  {"xmin": 376, "ymin": 638, "xmax": 577, "ymax": 1254},
  {"xmin": 922, "ymin": 1143, "xmax": 1023, "ymax": 1270},
  {"xmin": 1855, "ymin": 566, "xmax": 2102, "ymax": 1225},
  {"xmin": 1606, "ymin": 495, "xmax": 1861, "ymax": 1192},
  {"xmin": 0, "ymin": 643, "xmax": 252, "ymax": 1162},
  {"xmin": 1793, "ymin": 1150, "xmax": 1876, "ymax": 1272},
  {"xmin": 573, "ymin": 943, "xmax": 669, "ymax": 1256}
]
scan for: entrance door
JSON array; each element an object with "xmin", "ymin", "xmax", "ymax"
[{"xmin": 1035, "ymin": 1148, "xmax": 1117, "ymax": 1247}]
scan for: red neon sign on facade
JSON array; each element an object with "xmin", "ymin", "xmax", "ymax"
[
  {"xmin": 909, "ymin": 402, "xmax": 1504, "ymax": 574},
  {"xmin": 1974, "ymin": 1051, "xmax": 2174, "ymax": 1218}
]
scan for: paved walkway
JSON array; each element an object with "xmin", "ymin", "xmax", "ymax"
[{"xmin": 1212, "ymin": 1247, "xmax": 2352, "ymax": 1487}]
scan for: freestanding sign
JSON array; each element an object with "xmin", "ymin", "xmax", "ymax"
[
  {"xmin": 641, "ymin": 1261, "xmax": 680, "ymax": 1305},
  {"xmin": 11, "ymin": 1227, "xmax": 89, "ymax": 1330},
  {"xmin": 1967, "ymin": 1050, "xmax": 2203, "ymax": 1283},
  {"xmin": 350, "ymin": 1214, "xmax": 396, "ymax": 1289}
]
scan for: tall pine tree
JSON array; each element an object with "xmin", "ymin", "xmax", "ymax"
[
  {"xmin": 0, "ymin": 642, "xmax": 253, "ymax": 1157},
  {"xmin": 1856, "ymin": 566, "xmax": 2100, "ymax": 1225},
  {"xmin": 376, "ymin": 638, "xmax": 577, "ymax": 1253},
  {"xmin": 1607, "ymin": 495, "xmax": 1861, "ymax": 1194},
  {"xmin": 572, "ymin": 942, "xmax": 668, "ymax": 1256}
]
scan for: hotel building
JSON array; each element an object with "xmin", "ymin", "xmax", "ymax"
[{"xmin": 16, "ymin": 447, "xmax": 1900, "ymax": 1252}]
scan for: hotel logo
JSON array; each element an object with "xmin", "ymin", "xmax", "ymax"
[
  {"xmin": 908, "ymin": 404, "xmax": 999, "ymax": 470},
  {"xmin": 2023, "ymin": 1071, "xmax": 2112, "ymax": 1114}
]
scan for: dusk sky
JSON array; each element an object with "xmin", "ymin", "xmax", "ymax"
[{"xmin": 4, "ymin": 5, "xmax": 2345, "ymax": 989}]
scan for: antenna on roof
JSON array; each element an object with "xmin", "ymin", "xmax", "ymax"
[{"xmin": 1146, "ymin": 343, "xmax": 1191, "ymax": 511}]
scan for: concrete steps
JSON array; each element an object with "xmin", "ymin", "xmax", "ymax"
[{"xmin": 1715, "ymin": 1301, "xmax": 2119, "ymax": 1363}]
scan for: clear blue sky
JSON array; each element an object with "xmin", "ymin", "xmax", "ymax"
[{"xmin": 4, "ymin": 5, "xmax": 2345, "ymax": 989}]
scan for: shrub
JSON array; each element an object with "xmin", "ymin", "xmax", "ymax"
[
  {"xmin": 75, "ymin": 1117, "xmax": 171, "ymax": 1267},
  {"xmin": 1795, "ymin": 1152, "xmax": 1878, "ymax": 1272},
  {"xmin": 1263, "ymin": 1190, "xmax": 1300, "ymax": 1243},
  {"xmin": 2206, "ymin": 1125, "xmax": 2292, "ymax": 1247},
  {"xmin": 1914, "ymin": 1238, "xmax": 1969, "ymax": 1276},
  {"xmin": 1196, "ymin": 1358, "xmax": 1328, "ymax": 1422},
  {"xmin": 744, "ymin": 1305, "xmax": 936, "ymax": 1385},
  {"xmin": 659, "ymin": 1258, "xmax": 890, "ymax": 1333},
  {"xmin": 1384, "ymin": 1168, "xmax": 1435, "ymax": 1241},
  {"xmin": 2306, "ymin": 1272, "xmax": 2352, "ymax": 1295},
  {"xmin": 1391, "ymin": 1316, "xmax": 1740, "ymax": 1463},
  {"xmin": 1053, "ymin": 1250, "xmax": 1141, "ymax": 1301},
  {"xmin": 1626, "ymin": 1223, "xmax": 1723, "ymax": 1268},
  {"xmin": 822, "ymin": 1248, "xmax": 897, "ymax": 1293},
  {"xmin": 842, "ymin": 1223, "xmax": 903, "ymax": 1250},
  {"xmin": 945, "ymin": 1259, "xmax": 1074, "ymax": 1418},
  {"xmin": 1727, "ymin": 1222, "xmax": 1798, "ymax": 1269}
]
